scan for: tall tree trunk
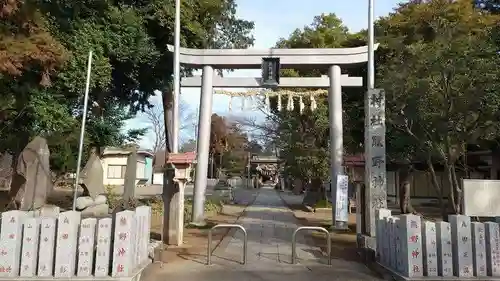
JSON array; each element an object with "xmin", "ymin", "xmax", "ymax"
[
  {"xmin": 162, "ymin": 87, "xmax": 173, "ymax": 158},
  {"xmin": 427, "ymin": 157, "xmax": 447, "ymax": 220},
  {"xmin": 450, "ymin": 163, "xmax": 462, "ymax": 214},
  {"xmin": 399, "ymin": 164, "xmax": 417, "ymax": 214},
  {"xmin": 444, "ymin": 162, "xmax": 459, "ymax": 214}
]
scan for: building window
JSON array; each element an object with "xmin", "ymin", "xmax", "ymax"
[{"xmin": 108, "ymin": 165, "xmax": 126, "ymax": 179}]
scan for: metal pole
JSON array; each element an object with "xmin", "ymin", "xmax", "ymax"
[
  {"xmin": 191, "ymin": 65, "xmax": 213, "ymax": 225},
  {"xmin": 207, "ymin": 224, "xmax": 247, "ymax": 265},
  {"xmin": 247, "ymin": 152, "xmax": 251, "ymax": 189},
  {"xmin": 172, "ymin": 0, "xmax": 181, "ymax": 153},
  {"xmin": 291, "ymin": 226, "xmax": 331, "ymax": 265},
  {"xmin": 328, "ymin": 65, "xmax": 347, "ymax": 230},
  {"xmin": 367, "ymin": 0, "xmax": 375, "ymax": 89},
  {"xmin": 72, "ymin": 50, "xmax": 93, "ymax": 211}
]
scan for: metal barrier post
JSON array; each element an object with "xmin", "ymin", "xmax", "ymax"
[
  {"xmin": 291, "ymin": 226, "xmax": 331, "ymax": 265},
  {"xmin": 207, "ymin": 224, "xmax": 247, "ymax": 265}
]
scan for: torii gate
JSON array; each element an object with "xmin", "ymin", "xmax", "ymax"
[{"xmin": 167, "ymin": 44, "xmax": 387, "ymax": 242}]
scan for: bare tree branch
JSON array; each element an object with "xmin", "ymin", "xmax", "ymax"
[
  {"xmin": 145, "ymin": 99, "xmax": 197, "ymax": 152},
  {"xmin": 144, "ymin": 106, "xmax": 166, "ymax": 152}
]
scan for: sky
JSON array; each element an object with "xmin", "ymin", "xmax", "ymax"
[{"xmin": 127, "ymin": 0, "xmax": 404, "ymax": 149}]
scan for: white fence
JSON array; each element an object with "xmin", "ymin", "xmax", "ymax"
[
  {"xmin": 376, "ymin": 209, "xmax": 500, "ymax": 279},
  {"xmin": 0, "ymin": 206, "xmax": 151, "ymax": 280}
]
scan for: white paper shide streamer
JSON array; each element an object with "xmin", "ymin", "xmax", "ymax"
[
  {"xmin": 265, "ymin": 93, "xmax": 270, "ymax": 112},
  {"xmin": 215, "ymin": 89, "xmax": 326, "ymax": 114},
  {"xmin": 299, "ymin": 96, "xmax": 305, "ymax": 113},
  {"xmin": 287, "ymin": 93, "xmax": 294, "ymax": 111},
  {"xmin": 310, "ymin": 94, "xmax": 317, "ymax": 111}
]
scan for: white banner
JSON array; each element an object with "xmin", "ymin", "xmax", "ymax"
[{"xmin": 335, "ymin": 175, "xmax": 349, "ymax": 222}]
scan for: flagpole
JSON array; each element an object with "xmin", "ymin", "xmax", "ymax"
[
  {"xmin": 172, "ymin": 0, "xmax": 181, "ymax": 153},
  {"xmin": 368, "ymin": 0, "xmax": 375, "ymax": 89},
  {"xmin": 72, "ymin": 51, "xmax": 93, "ymax": 211}
]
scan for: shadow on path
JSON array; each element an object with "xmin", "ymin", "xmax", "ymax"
[{"xmin": 141, "ymin": 186, "xmax": 383, "ymax": 281}]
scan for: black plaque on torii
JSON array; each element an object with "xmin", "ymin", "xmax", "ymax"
[{"xmin": 261, "ymin": 57, "xmax": 280, "ymax": 87}]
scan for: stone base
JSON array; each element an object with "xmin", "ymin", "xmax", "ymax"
[
  {"xmin": 332, "ymin": 221, "xmax": 349, "ymax": 231},
  {"xmin": 357, "ymin": 233, "xmax": 376, "ymax": 262},
  {"xmin": 0, "ymin": 260, "xmax": 151, "ymax": 281},
  {"xmin": 188, "ymin": 221, "xmax": 207, "ymax": 227},
  {"xmin": 377, "ymin": 262, "xmax": 500, "ymax": 281}
]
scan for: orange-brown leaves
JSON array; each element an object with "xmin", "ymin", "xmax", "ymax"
[
  {"xmin": 1, "ymin": 0, "xmax": 22, "ymax": 18},
  {"xmin": 0, "ymin": 0, "xmax": 67, "ymax": 86}
]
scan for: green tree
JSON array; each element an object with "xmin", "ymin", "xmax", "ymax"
[
  {"xmin": 0, "ymin": 0, "xmax": 255, "ymax": 178},
  {"xmin": 270, "ymin": 13, "xmax": 364, "ymax": 193},
  {"xmin": 180, "ymin": 139, "xmax": 197, "ymax": 153},
  {"xmin": 377, "ymin": 0, "xmax": 500, "ymax": 215}
]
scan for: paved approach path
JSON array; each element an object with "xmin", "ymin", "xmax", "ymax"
[{"xmin": 141, "ymin": 186, "xmax": 382, "ymax": 281}]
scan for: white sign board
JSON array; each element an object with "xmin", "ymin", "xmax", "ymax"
[
  {"xmin": 463, "ymin": 179, "xmax": 500, "ymax": 217},
  {"xmin": 334, "ymin": 175, "xmax": 349, "ymax": 222}
]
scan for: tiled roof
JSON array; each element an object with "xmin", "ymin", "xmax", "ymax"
[
  {"xmin": 153, "ymin": 151, "xmax": 196, "ymax": 171},
  {"xmin": 167, "ymin": 152, "xmax": 197, "ymax": 164}
]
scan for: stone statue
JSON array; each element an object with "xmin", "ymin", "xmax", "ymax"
[
  {"xmin": 79, "ymin": 149, "xmax": 105, "ymax": 198},
  {"xmin": 75, "ymin": 148, "xmax": 109, "ymax": 217},
  {"xmin": 9, "ymin": 136, "xmax": 53, "ymax": 211}
]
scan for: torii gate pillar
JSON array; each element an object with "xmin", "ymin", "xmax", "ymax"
[
  {"xmin": 191, "ymin": 65, "xmax": 214, "ymax": 225},
  {"xmin": 168, "ymin": 44, "xmax": 387, "ymax": 240}
]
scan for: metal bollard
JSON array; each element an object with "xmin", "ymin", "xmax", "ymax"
[
  {"xmin": 207, "ymin": 224, "xmax": 247, "ymax": 265},
  {"xmin": 291, "ymin": 226, "xmax": 331, "ymax": 265}
]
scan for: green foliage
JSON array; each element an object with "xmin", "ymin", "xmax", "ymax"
[
  {"xmin": 184, "ymin": 198, "xmax": 223, "ymax": 224},
  {"xmin": 0, "ymin": 0, "xmax": 255, "ymax": 176},
  {"xmin": 270, "ymin": 13, "xmax": 365, "ymax": 183},
  {"xmin": 376, "ymin": 0, "xmax": 500, "ymax": 213}
]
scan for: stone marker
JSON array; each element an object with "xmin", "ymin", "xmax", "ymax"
[
  {"xmin": 389, "ymin": 216, "xmax": 400, "ymax": 270},
  {"xmin": 395, "ymin": 217, "xmax": 403, "ymax": 272},
  {"xmin": 135, "ymin": 206, "xmax": 151, "ymax": 266},
  {"xmin": 422, "ymin": 221, "xmax": 438, "ymax": 276},
  {"xmin": 20, "ymin": 217, "xmax": 40, "ymax": 277},
  {"xmin": 38, "ymin": 217, "xmax": 57, "ymax": 277},
  {"xmin": 449, "ymin": 215, "xmax": 473, "ymax": 277},
  {"xmin": 79, "ymin": 149, "xmax": 105, "ymax": 199},
  {"xmin": 485, "ymin": 222, "xmax": 500, "ymax": 276},
  {"xmin": 112, "ymin": 210, "xmax": 136, "ymax": 277},
  {"xmin": 54, "ymin": 211, "xmax": 81, "ymax": 278},
  {"xmin": 162, "ymin": 165, "xmax": 183, "ymax": 245},
  {"xmin": 0, "ymin": 211, "xmax": 27, "ymax": 277},
  {"xmin": 436, "ymin": 221, "xmax": 453, "ymax": 277},
  {"xmin": 95, "ymin": 218, "xmax": 112, "ymax": 277},
  {"xmin": 382, "ymin": 217, "xmax": 391, "ymax": 267},
  {"xmin": 375, "ymin": 208, "xmax": 391, "ymax": 264},
  {"xmin": 77, "ymin": 218, "xmax": 97, "ymax": 276},
  {"xmin": 471, "ymin": 222, "xmax": 487, "ymax": 277},
  {"xmin": 11, "ymin": 137, "xmax": 53, "ymax": 211},
  {"xmin": 398, "ymin": 214, "xmax": 423, "ymax": 278},
  {"xmin": 123, "ymin": 149, "xmax": 138, "ymax": 208}
]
